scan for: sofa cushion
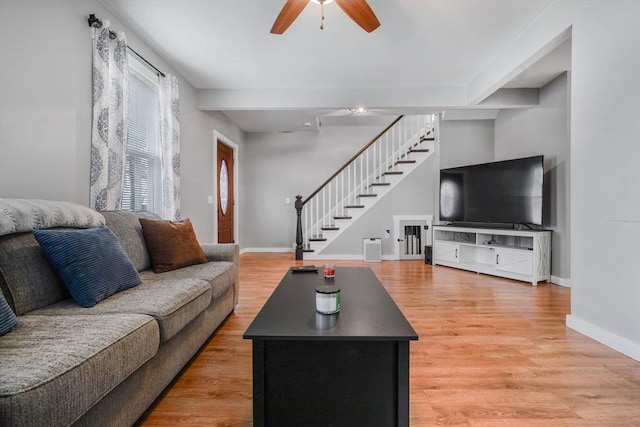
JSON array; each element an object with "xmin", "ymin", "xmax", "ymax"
[
  {"xmin": 139, "ymin": 218, "xmax": 208, "ymax": 273},
  {"xmin": 0, "ymin": 198, "xmax": 105, "ymax": 237},
  {"xmin": 0, "ymin": 232, "xmax": 70, "ymax": 315},
  {"xmin": 33, "ymin": 278, "xmax": 212, "ymax": 342},
  {"xmin": 140, "ymin": 261, "xmax": 235, "ymax": 300},
  {"xmin": 0, "ymin": 313, "xmax": 158, "ymax": 426},
  {"xmin": 101, "ymin": 210, "xmax": 159, "ymax": 272},
  {"xmin": 33, "ymin": 226, "xmax": 141, "ymax": 308},
  {"xmin": 0, "ymin": 295, "xmax": 19, "ymax": 336}
]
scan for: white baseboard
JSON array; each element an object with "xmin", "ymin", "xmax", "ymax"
[
  {"xmin": 551, "ymin": 275, "xmax": 571, "ymax": 287},
  {"xmin": 566, "ymin": 315, "xmax": 640, "ymax": 362},
  {"xmin": 241, "ymin": 252, "xmax": 428, "ymax": 262},
  {"xmin": 306, "ymin": 254, "xmax": 400, "ymax": 261},
  {"xmin": 240, "ymin": 247, "xmax": 293, "ymax": 254},
  {"xmin": 304, "ymin": 254, "xmax": 363, "ymax": 261}
]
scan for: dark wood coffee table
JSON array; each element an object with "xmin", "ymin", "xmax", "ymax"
[{"xmin": 243, "ymin": 267, "xmax": 418, "ymax": 427}]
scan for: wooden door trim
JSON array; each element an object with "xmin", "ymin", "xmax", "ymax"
[{"xmin": 213, "ymin": 131, "xmax": 239, "ymax": 245}]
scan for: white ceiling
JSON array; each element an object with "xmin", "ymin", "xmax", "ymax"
[{"xmin": 101, "ymin": 0, "xmax": 571, "ymax": 132}]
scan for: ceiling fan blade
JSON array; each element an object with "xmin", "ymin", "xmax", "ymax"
[
  {"xmin": 271, "ymin": 0, "xmax": 310, "ymax": 34},
  {"xmin": 335, "ymin": 0, "xmax": 380, "ymax": 33}
]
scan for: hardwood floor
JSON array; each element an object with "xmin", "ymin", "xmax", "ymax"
[{"xmin": 139, "ymin": 253, "xmax": 640, "ymax": 426}]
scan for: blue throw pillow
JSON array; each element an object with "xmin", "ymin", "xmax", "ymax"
[
  {"xmin": 33, "ymin": 226, "xmax": 141, "ymax": 308},
  {"xmin": 0, "ymin": 295, "xmax": 20, "ymax": 336}
]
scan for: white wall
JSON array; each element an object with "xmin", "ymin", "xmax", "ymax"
[
  {"xmin": 494, "ymin": 73, "xmax": 571, "ymax": 282},
  {"xmin": 0, "ymin": 0, "xmax": 244, "ymax": 243},
  {"xmin": 469, "ymin": 0, "xmax": 640, "ymax": 360}
]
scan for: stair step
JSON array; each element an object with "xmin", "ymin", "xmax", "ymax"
[
  {"xmin": 371, "ymin": 183, "xmax": 391, "ymax": 187},
  {"xmin": 321, "ymin": 226, "xmax": 339, "ymax": 231},
  {"xmin": 395, "ymin": 160, "xmax": 416, "ymax": 165},
  {"xmin": 303, "ymin": 249, "xmax": 314, "ymax": 253},
  {"xmin": 345, "ymin": 205, "xmax": 365, "ymax": 209},
  {"xmin": 309, "ymin": 238, "xmax": 327, "ymax": 242},
  {"xmin": 383, "ymin": 171, "xmax": 403, "ymax": 176},
  {"xmin": 357, "ymin": 194, "xmax": 377, "ymax": 198},
  {"xmin": 409, "ymin": 148, "xmax": 430, "ymax": 153},
  {"xmin": 333, "ymin": 216, "xmax": 352, "ymax": 220}
]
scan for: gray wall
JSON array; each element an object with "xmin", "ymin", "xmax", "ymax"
[
  {"xmin": 241, "ymin": 118, "xmax": 497, "ymax": 257},
  {"xmin": 494, "ymin": 73, "xmax": 570, "ymax": 281},
  {"xmin": 439, "ymin": 119, "xmax": 495, "ymax": 169},
  {"xmin": 322, "ymin": 153, "xmax": 438, "ymax": 256},
  {"xmin": 0, "ymin": 0, "xmax": 244, "ymax": 244},
  {"xmin": 241, "ymin": 124, "xmax": 387, "ymax": 249},
  {"xmin": 438, "ymin": 87, "xmax": 570, "ymax": 284},
  {"xmin": 469, "ymin": 0, "xmax": 639, "ymax": 359},
  {"xmin": 1, "ymin": 0, "xmax": 637, "ymax": 360},
  {"xmin": 310, "ymin": 118, "xmax": 494, "ymax": 256},
  {"xmin": 565, "ymin": 2, "xmax": 639, "ymax": 358}
]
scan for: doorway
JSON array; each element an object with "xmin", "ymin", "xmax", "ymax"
[{"xmin": 217, "ymin": 140, "xmax": 234, "ymax": 243}]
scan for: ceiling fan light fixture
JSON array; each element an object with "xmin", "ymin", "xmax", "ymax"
[
  {"xmin": 349, "ymin": 107, "xmax": 369, "ymax": 114},
  {"xmin": 310, "ymin": 0, "xmax": 335, "ymax": 30},
  {"xmin": 271, "ymin": 0, "xmax": 379, "ymax": 34}
]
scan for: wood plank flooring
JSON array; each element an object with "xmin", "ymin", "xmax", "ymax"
[{"xmin": 139, "ymin": 253, "xmax": 640, "ymax": 426}]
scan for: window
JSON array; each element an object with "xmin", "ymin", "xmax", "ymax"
[{"xmin": 122, "ymin": 63, "xmax": 162, "ymax": 216}]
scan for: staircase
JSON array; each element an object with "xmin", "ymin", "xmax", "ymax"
[{"xmin": 295, "ymin": 114, "xmax": 437, "ymax": 260}]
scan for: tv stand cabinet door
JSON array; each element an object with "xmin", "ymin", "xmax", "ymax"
[
  {"xmin": 495, "ymin": 248, "xmax": 533, "ymax": 276},
  {"xmin": 434, "ymin": 242, "xmax": 460, "ymax": 263}
]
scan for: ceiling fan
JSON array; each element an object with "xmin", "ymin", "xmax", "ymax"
[{"xmin": 271, "ymin": 0, "xmax": 380, "ymax": 34}]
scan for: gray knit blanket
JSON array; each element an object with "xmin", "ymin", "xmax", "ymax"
[{"xmin": 0, "ymin": 199, "xmax": 105, "ymax": 236}]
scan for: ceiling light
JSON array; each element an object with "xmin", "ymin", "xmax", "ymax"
[
  {"xmin": 310, "ymin": 0, "xmax": 335, "ymax": 30},
  {"xmin": 349, "ymin": 107, "xmax": 369, "ymax": 114}
]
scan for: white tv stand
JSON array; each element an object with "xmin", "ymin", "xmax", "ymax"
[{"xmin": 432, "ymin": 225, "xmax": 551, "ymax": 285}]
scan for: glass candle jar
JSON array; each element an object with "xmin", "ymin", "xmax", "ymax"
[
  {"xmin": 323, "ymin": 263, "xmax": 336, "ymax": 278},
  {"xmin": 315, "ymin": 285, "xmax": 340, "ymax": 314}
]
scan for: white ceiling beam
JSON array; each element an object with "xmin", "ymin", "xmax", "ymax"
[
  {"xmin": 196, "ymin": 87, "xmax": 467, "ymax": 111},
  {"xmin": 479, "ymin": 88, "xmax": 540, "ymax": 108}
]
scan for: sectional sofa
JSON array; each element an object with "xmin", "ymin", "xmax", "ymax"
[{"xmin": 0, "ymin": 199, "xmax": 239, "ymax": 426}]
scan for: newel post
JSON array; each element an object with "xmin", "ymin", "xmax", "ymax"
[{"xmin": 295, "ymin": 195, "xmax": 304, "ymax": 260}]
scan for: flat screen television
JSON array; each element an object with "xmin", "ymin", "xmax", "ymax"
[{"xmin": 439, "ymin": 155, "xmax": 544, "ymax": 226}]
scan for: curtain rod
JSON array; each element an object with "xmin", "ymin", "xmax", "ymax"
[
  {"xmin": 88, "ymin": 13, "xmax": 166, "ymax": 78},
  {"xmin": 126, "ymin": 46, "xmax": 166, "ymax": 78}
]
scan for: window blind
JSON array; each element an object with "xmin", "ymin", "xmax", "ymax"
[{"xmin": 122, "ymin": 70, "xmax": 162, "ymax": 215}]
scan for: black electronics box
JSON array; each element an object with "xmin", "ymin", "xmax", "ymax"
[{"xmin": 424, "ymin": 245, "xmax": 433, "ymax": 265}]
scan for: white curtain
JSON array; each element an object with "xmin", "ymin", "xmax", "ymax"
[
  {"xmin": 159, "ymin": 75, "xmax": 181, "ymax": 220},
  {"xmin": 90, "ymin": 21, "xmax": 129, "ymax": 211}
]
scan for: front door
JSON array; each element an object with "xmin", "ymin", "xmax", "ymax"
[{"xmin": 217, "ymin": 141, "xmax": 234, "ymax": 243}]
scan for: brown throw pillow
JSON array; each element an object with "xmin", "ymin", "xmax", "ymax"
[{"xmin": 139, "ymin": 218, "xmax": 208, "ymax": 273}]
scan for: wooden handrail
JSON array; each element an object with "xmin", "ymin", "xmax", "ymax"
[{"xmin": 302, "ymin": 115, "xmax": 404, "ymax": 205}]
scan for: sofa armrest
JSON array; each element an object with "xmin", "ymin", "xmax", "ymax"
[
  {"xmin": 201, "ymin": 243, "xmax": 240, "ymax": 306},
  {"xmin": 200, "ymin": 243, "xmax": 239, "ymax": 263}
]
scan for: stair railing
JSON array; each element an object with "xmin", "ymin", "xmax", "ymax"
[{"xmin": 295, "ymin": 114, "xmax": 435, "ymax": 259}]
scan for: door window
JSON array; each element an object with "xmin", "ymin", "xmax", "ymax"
[{"xmin": 220, "ymin": 159, "xmax": 229, "ymax": 215}]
